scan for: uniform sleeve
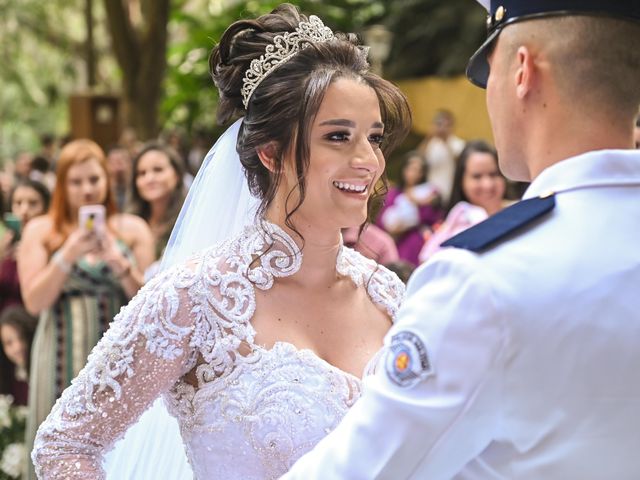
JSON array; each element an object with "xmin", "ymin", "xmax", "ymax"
[
  {"xmin": 32, "ymin": 265, "xmax": 200, "ymax": 480},
  {"xmin": 282, "ymin": 250, "xmax": 508, "ymax": 479}
]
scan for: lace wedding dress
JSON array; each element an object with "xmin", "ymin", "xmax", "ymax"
[{"xmin": 32, "ymin": 221, "xmax": 404, "ymax": 480}]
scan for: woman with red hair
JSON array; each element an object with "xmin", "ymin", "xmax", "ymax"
[{"xmin": 17, "ymin": 139, "xmax": 154, "ymax": 478}]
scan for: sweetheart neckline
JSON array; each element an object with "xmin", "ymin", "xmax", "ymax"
[{"xmin": 253, "ymin": 340, "xmax": 365, "ymax": 383}]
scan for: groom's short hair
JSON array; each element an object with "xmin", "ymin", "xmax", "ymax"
[{"xmin": 500, "ymin": 15, "xmax": 640, "ymax": 118}]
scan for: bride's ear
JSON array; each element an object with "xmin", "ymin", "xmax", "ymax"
[{"xmin": 256, "ymin": 142, "xmax": 279, "ymax": 173}]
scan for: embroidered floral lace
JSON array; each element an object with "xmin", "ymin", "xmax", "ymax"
[{"xmin": 32, "ymin": 222, "xmax": 404, "ymax": 480}]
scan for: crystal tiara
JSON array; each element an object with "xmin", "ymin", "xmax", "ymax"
[{"xmin": 241, "ymin": 15, "xmax": 335, "ymax": 108}]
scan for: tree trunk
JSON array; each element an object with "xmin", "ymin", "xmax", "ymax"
[
  {"xmin": 103, "ymin": 0, "xmax": 170, "ymax": 140},
  {"xmin": 85, "ymin": 0, "xmax": 96, "ymax": 87}
]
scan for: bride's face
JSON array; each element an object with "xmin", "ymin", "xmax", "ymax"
[{"xmin": 282, "ymin": 77, "xmax": 385, "ymax": 229}]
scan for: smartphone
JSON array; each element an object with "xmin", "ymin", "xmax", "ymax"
[
  {"xmin": 3, "ymin": 213, "xmax": 21, "ymax": 242},
  {"xmin": 78, "ymin": 205, "xmax": 106, "ymax": 237}
]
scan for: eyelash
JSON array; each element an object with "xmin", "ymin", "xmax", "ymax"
[
  {"xmin": 325, "ymin": 131, "xmax": 385, "ymax": 146},
  {"xmin": 370, "ymin": 134, "xmax": 385, "ymax": 146}
]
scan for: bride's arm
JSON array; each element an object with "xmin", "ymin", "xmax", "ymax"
[{"xmin": 32, "ymin": 264, "xmax": 199, "ymax": 479}]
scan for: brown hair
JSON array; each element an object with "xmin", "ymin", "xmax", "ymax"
[
  {"xmin": 447, "ymin": 140, "xmax": 504, "ymax": 214},
  {"xmin": 397, "ymin": 151, "xmax": 428, "ymax": 191},
  {"xmin": 0, "ymin": 306, "xmax": 37, "ymax": 394},
  {"xmin": 129, "ymin": 142, "xmax": 187, "ymax": 256},
  {"xmin": 209, "ymin": 3, "xmax": 411, "ymax": 239},
  {"xmin": 10, "ymin": 178, "xmax": 51, "ymax": 213},
  {"xmin": 47, "ymin": 139, "xmax": 116, "ymax": 251}
]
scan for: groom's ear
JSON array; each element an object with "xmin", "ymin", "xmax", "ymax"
[{"xmin": 256, "ymin": 142, "xmax": 280, "ymax": 173}]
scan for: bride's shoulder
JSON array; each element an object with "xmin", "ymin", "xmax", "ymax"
[
  {"xmin": 339, "ymin": 247, "xmax": 406, "ymax": 320},
  {"xmin": 169, "ymin": 225, "xmax": 257, "ymax": 276},
  {"xmin": 340, "ymin": 247, "xmax": 404, "ymax": 285},
  {"xmin": 145, "ymin": 223, "xmax": 271, "ymax": 304}
]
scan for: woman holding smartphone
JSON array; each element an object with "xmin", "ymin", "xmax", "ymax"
[{"xmin": 17, "ymin": 139, "xmax": 154, "ymax": 479}]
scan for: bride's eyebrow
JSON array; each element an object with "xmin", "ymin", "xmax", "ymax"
[
  {"xmin": 319, "ymin": 119, "xmax": 355, "ymax": 127},
  {"xmin": 318, "ymin": 119, "xmax": 385, "ymax": 129}
]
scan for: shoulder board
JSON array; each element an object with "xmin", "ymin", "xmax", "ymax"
[{"xmin": 440, "ymin": 194, "xmax": 556, "ymax": 253}]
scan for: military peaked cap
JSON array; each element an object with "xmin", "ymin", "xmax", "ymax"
[{"xmin": 467, "ymin": 0, "xmax": 640, "ymax": 88}]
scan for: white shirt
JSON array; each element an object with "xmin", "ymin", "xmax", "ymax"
[
  {"xmin": 424, "ymin": 135, "xmax": 466, "ymax": 204},
  {"xmin": 282, "ymin": 149, "xmax": 640, "ymax": 479}
]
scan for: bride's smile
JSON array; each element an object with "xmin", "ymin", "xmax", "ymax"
[{"xmin": 264, "ymin": 77, "xmax": 386, "ymax": 236}]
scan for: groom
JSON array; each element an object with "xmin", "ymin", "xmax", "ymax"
[{"xmin": 283, "ymin": 0, "xmax": 640, "ymax": 478}]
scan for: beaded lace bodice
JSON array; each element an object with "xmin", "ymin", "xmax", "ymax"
[{"xmin": 32, "ymin": 221, "xmax": 404, "ymax": 480}]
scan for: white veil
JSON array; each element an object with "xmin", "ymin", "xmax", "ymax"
[
  {"xmin": 161, "ymin": 118, "xmax": 258, "ymax": 268},
  {"xmin": 104, "ymin": 118, "xmax": 259, "ymax": 478}
]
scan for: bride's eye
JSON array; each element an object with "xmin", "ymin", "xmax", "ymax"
[
  {"xmin": 325, "ymin": 131, "xmax": 351, "ymax": 142},
  {"xmin": 369, "ymin": 133, "xmax": 385, "ymax": 146}
]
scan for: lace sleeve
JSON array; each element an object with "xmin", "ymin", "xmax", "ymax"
[{"xmin": 32, "ymin": 262, "xmax": 200, "ymax": 479}]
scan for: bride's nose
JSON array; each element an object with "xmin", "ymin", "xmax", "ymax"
[{"xmin": 350, "ymin": 138, "xmax": 381, "ymax": 172}]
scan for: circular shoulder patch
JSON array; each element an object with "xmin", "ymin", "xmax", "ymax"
[{"xmin": 385, "ymin": 330, "xmax": 433, "ymax": 388}]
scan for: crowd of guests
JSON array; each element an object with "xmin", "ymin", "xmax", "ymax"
[
  {"xmin": 0, "ymin": 111, "xmax": 520, "ymax": 476},
  {"xmin": 348, "ymin": 109, "xmax": 525, "ymax": 280},
  {"xmin": 0, "ymin": 130, "xmax": 197, "ymax": 478}
]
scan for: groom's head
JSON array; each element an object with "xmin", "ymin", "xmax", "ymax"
[
  {"xmin": 467, "ymin": 1, "xmax": 640, "ymax": 89},
  {"xmin": 467, "ymin": 0, "xmax": 640, "ymax": 180}
]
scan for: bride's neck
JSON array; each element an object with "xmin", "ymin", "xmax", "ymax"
[{"xmin": 264, "ymin": 207, "xmax": 342, "ymax": 289}]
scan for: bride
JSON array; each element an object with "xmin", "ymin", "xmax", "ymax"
[{"xmin": 32, "ymin": 4, "xmax": 411, "ymax": 479}]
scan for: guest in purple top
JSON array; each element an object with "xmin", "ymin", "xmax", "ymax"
[{"xmin": 378, "ymin": 151, "xmax": 443, "ymax": 266}]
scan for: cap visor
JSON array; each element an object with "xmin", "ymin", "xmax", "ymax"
[{"xmin": 466, "ymin": 28, "xmax": 501, "ymax": 89}]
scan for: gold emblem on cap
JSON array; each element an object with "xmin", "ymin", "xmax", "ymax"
[{"xmin": 495, "ymin": 6, "xmax": 506, "ymax": 22}]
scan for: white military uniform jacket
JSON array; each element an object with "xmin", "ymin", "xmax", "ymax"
[{"xmin": 282, "ymin": 149, "xmax": 640, "ymax": 479}]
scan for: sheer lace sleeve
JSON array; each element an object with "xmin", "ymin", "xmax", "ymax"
[{"xmin": 32, "ymin": 261, "xmax": 201, "ymax": 479}]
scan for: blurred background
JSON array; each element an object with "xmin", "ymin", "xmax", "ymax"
[
  {"xmin": 0, "ymin": 0, "xmax": 491, "ymax": 164},
  {"xmin": 1, "ymin": 6, "xmax": 520, "ymax": 476}
]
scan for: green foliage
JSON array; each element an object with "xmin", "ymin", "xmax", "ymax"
[
  {"xmin": 384, "ymin": 0, "xmax": 487, "ymax": 78},
  {"xmin": 0, "ymin": 0, "xmax": 115, "ymax": 164},
  {"xmin": 0, "ymin": 0, "xmax": 488, "ymax": 160},
  {"xmin": 0, "ymin": 0, "xmax": 82, "ymax": 162}
]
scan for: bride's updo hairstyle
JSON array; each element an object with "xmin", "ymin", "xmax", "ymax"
[{"xmin": 210, "ymin": 3, "xmax": 411, "ymax": 234}]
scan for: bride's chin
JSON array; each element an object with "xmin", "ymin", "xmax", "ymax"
[{"xmin": 335, "ymin": 211, "xmax": 368, "ymax": 229}]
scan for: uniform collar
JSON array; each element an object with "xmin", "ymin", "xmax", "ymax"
[{"xmin": 523, "ymin": 149, "xmax": 640, "ymax": 199}]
